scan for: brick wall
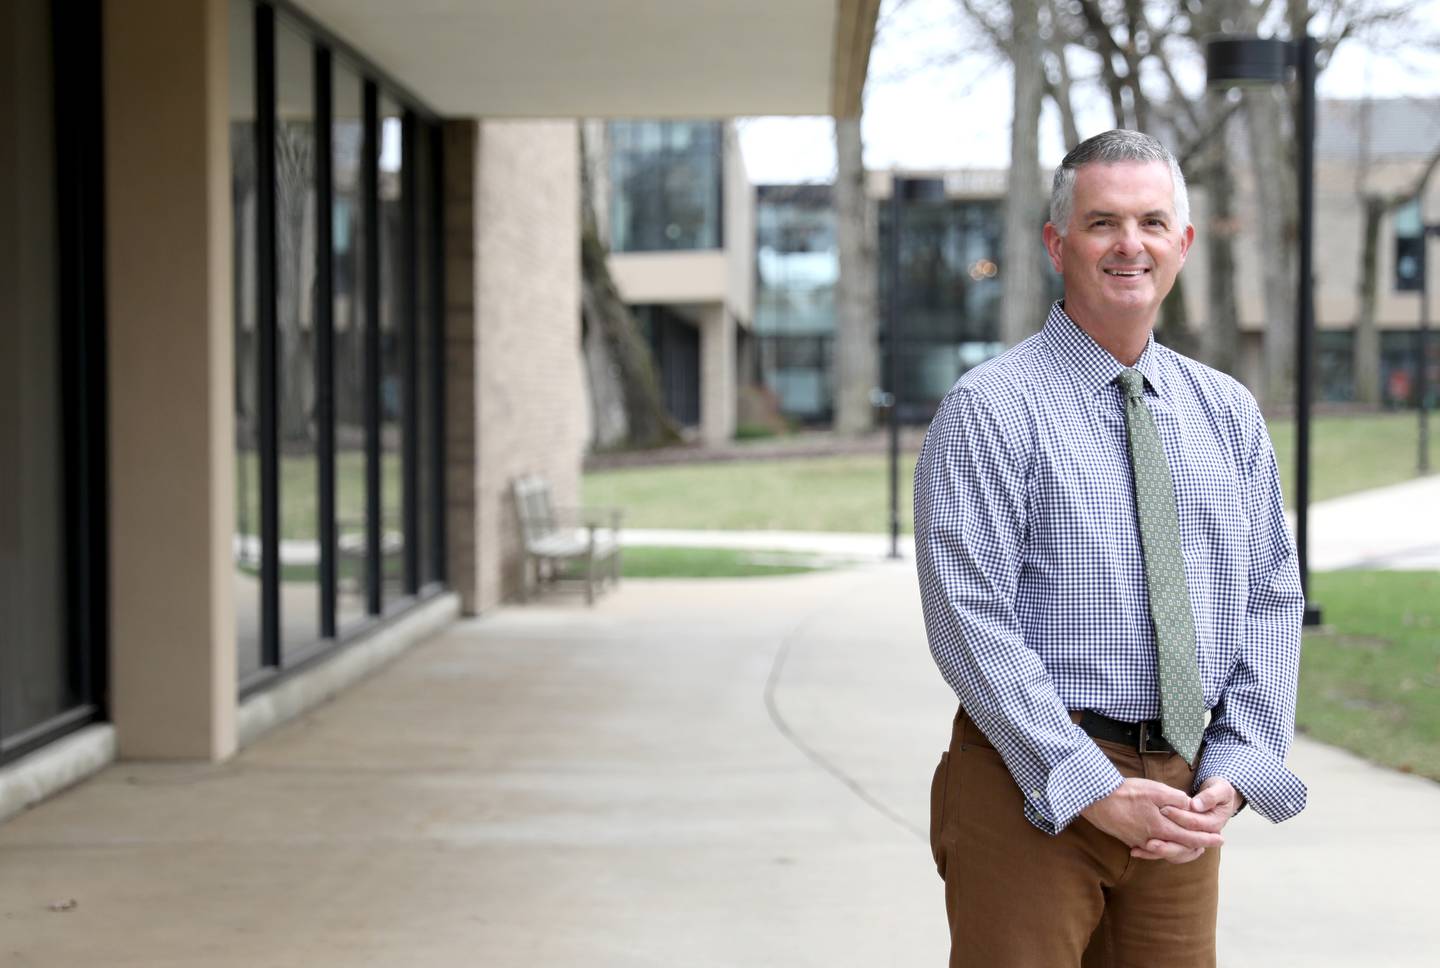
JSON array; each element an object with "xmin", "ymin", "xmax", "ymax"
[{"xmin": 446, "ymin": 119, "xmax": 584, "ymax": 612}]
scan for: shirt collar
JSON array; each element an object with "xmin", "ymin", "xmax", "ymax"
[{"xmin": 1041, "ymin": 301, "xmax": 1167, "ymax": 401}]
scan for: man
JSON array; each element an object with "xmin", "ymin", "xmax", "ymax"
[{"xmin": 913, "ymin": 129, "xmax": 1306, "ymax": 967}]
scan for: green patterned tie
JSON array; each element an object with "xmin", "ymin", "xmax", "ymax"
[{"xmin": 1116, "ymin": 369, "xmax": 1204, "ymax": 764}]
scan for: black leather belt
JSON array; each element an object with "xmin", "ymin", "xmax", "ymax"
[{"xmin": 1078, "ymin": 710, "xmax": 1176, "ymax": 754}]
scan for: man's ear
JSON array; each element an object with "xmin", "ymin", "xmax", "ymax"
[
  {"xmin": 1043, "ymin": 222, "xmax": 1065, "ymax": 273},
  {"xmin": 1177, "ymin": 223, "xmax": 1195, "ymax": 264}
]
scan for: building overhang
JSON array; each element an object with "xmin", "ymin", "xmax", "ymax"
[{"xmin": 287, "ymin": 0, "xmax": 878, "ymax": 118}]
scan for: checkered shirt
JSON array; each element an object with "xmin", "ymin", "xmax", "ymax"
[{"xmin": 914, "ymin": 302, "xmax": 1308, "ymax": 835}]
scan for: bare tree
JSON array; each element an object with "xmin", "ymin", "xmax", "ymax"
[
  {"xmin": 1002, "ymin": 0, "xmax": 1049, "ymax": 345},
  {"xmin": 834, "ymin": 116, "xmax": 881, "ymax": 433},
  {"xmin": 577, "ymin": 128, "xmax": 681, "ymax": 450},
  {"xmin": 1353, "ymin": 132, "xmax": 1440, "ymax": 404}
]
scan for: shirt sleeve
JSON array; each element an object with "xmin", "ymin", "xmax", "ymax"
[
  {"xmin": 1193, "ymin": 404, "xmax": 1307, "ymax": 822},
  {"xmin": 914, "ymin": 386, "xmax": 1122, "ymax": 835}
]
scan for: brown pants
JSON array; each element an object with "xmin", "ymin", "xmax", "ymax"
[{"xmin": 930, "ymin": 708, "xmax": 1220, "ymax": 968}]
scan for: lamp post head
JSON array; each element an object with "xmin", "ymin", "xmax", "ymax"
[{"xmin": 1205, "ymin": 36, "xmax": 1293, "ymax": 87}]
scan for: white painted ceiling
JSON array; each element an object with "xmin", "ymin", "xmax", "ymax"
[{"xmin": 287, "ymin": 0, "xmax": 839, "ymax": 118}]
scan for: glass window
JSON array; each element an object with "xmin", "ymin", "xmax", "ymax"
[
  {"xmin": 229, "ymin": 0, "xmax": 264, "ymax": 678},
  {"xmin": 332, "ymin": 61, "xmax": 369, "ymax": 629},
  {"xmin": 755, "ymin": 185, "xmax": 838, "ymax": 338},
  {"xmin": 1, "ymin": 0, "xmax": 73, "ymax": 739},
  {"xmin": 378, "ymin": 95, "xmax": 406, "ymax": 604},
  {"xmin": 274, "ymin": 19, "xmax": 321, "ymax": 658},
  {"xmin": 608, "ymin": 121, "xmax": 722, "ymax": 252}
]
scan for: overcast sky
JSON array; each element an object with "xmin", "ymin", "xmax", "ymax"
[{"xmin": 738, "ymin": 0, "xmax": 1440, "ymax": 184}]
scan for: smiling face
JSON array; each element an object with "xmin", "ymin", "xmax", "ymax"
[{"xmin": 1043, "ymin": 160, "xmax": 1194, "ymax": 343}]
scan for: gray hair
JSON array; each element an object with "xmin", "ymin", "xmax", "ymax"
[{"xmin": 1049, "ymin": 129, "xmax": 1189, "ymax": 235}]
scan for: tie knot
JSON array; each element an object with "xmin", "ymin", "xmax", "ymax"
[{"xmin": 1116, "ymin": 369, "xmax": 1146, "ymax": 401}]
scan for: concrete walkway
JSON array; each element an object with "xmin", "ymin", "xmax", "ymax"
[
  {"xmin": 624, "ymin": 472, "xmax": 1440, "ymax": 571},
  {"xmin": 2, "ymin": 563, "xmax": 1438, "ymax": 965}
]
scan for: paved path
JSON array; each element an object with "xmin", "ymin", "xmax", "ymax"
[
  {"xmin": 624, "ymin": 473, "xmax": 1440, "ymax": 571},
  {"xmin": 3, "ymin": 564, "xmax": 1438, "ymax": 965}
]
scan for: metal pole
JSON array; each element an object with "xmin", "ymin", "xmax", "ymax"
[
  {"xmin": 888, "ymin": 181, "xmax": 903, "ymax": 559},
  {"xmin": 1420, "ymin": 221, "xmax": 1432, "ymax": 474},
  {"xmin": 1296, "ymin": 36, "xmax": 1322, "ymax": 626}
]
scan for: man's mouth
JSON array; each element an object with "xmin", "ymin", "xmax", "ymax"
[{"xmin": 1104, "ymin": 267, "xmax": 1150, "ymax": 277}]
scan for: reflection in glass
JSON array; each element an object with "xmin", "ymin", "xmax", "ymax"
[
  {"xmin": 378, "ymin": 97, "xmax": 406, "ymax": 604},
  {"xmin": 755, "ymin": 185, "xmax": 839, "ymax": 419},
  {"xmin": 879, "ymin": 191, "xmax": 1049, "ymax": 418},
  {"xmin": 274, "ymin": 20, "xmax": 321, "ymax": 658},
  {"xmin": 229, "ymin": 0, "xmax": 264, "ymax": 679},
  {"xmin": 332, "ymin": 63, "xmax": 370, "ymax": 629},
  {"xmin": 1, "ymin": 0, "xmax": 75, "ymax": 738},
  {"xmin": 608, "ymin": 121, "xmax": 722, "ymax": 252}
]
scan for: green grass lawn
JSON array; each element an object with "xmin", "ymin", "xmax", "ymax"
[
  {"xmin": 236, "ymin": 450, "xmax": 402, "ymax": 541},
  {"xmin": 585, "ymin": 413, "xmax": 1436, "ymax": 533},
  {"xmin": 618, "ymin": 546, "xmax": 828, "ymax": 578},
  {"xmin": 1270, "ymin": 411, "xmax": 1438, "ymax": 507},
  {"xmin": 1299, "ymin": 571, "xmax": 1440, "ymax": 781},
  {"xmin": 586, "ymin": 454, "xmax": 919, "ymax": 533}
]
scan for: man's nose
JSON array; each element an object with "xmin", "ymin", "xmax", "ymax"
[{"xmin": 1112, "ymin": 225, "xmax": 1143, "ymax": 258}]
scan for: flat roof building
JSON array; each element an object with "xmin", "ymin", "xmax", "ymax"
[{"xmin": 0, "ymin": 0, "xmax": 880, "ymax": 819}]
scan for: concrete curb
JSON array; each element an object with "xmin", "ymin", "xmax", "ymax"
[
  {"xmin": 0, "ymin": 724, "xmax": 116, "ymax": 826},
  {"xmin": 237, "ymin": 592, "xmax": 461, "ymax": 749}
]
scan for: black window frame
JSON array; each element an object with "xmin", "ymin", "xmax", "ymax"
[{"xmin": 236, "ymin": 0, "xmax": 447, "ymax": 700}]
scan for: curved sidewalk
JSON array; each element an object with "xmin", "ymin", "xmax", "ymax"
[
  {"xmin": 2, "ymin": 562, "xmax": 1436, "ymax": 965},
  {"xmin": 624, "ymin": 473, "xmax": 1440, "ymax": 571}
]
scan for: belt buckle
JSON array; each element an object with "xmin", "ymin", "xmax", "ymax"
[{"xmin": 1137, "ymin": 720, "xmax": 1160, "ymax": 754}]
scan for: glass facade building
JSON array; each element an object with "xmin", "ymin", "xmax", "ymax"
[
  {"xmin": 754, "ymin": 185, "xmax": 839, "ymax": 421},
  {"xmin": 608, "ymin": 121, "xmax": 723, "ymax": 253},
  {"xmin": 229, "ymin": 0, "xmax": 446, "ymax": 693},
  {"xmin": 753, "ymin": 177, "xmax": 1059, "ymax": 424}
]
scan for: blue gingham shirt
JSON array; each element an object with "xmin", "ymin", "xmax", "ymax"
[{"xmin": 914, "ymin": 303, "xmax": 1307, "ymax": 835}]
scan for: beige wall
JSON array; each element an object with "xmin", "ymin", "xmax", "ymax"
[
  {"xmin": 104, "ymin": 0, "xmax": 237, "ymax": 760},
  {"xmin": 446, "ymin": 119, "xmax": 585, "ymax": 612},
  {"xmin": 610, "ymin": 250, "xmax": 728, "ymax": 305},
  {"xmin": 723, "ymin": 122, "xmax": 756, "ymax": 329},
  {"xmin": 700, "ymin": 304, "xmax": 737, "ymax": 445}
]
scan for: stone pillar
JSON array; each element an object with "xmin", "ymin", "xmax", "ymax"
[
  {"xmin": 104, "ymin": 0, "xmax": 236, "ymax": 759},
  {"xmin": 444, "ymin": 119, "xmax": 584, "ymax": 612},
  {"xmin": 473, "ymin": 120, "xmax": 584, "ymax": 609},
  {"xmin": 700, "ymin": 305, "xmax": 737, "ymax": 446}
]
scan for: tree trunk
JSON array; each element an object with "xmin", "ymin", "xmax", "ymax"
[
  {"xmin": 577, "ymin": 129, "xmax": 680, "ymax": 449},
  {"xmin": 1043, "ymin": 0, "xmax": 1080, "ymax": 150},
  {"xmin": 1203, "ymin": 93, "xmax": 1241, "ymax": 377},
  {"xmin": 1001, "ymin": 0, "xmax": 1046, "ymax": 347},
  {"xmin": 1354, "ymin": 195, "xmax": 1384, "ymax": 404},
  {"xmin": 833, "ymin": 116, "xmax": 879, "ymax": 434},
  {"xmin": 1243, "ymin": 86, "xmax": 1296, "ymax": 408}
]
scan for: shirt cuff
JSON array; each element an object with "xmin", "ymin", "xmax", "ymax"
[
  {"xmin": 1022, "ymin": 735, "xmax": 1124, "ymax": 836},
  {"xmin": 1194, "ymin": 739, "xmax": 1307, "ymax": 823}
]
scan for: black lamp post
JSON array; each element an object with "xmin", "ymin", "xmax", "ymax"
[
  {"xmin": 885, "ymin": 178, "xmax": 905, "ymax": 560},
  {"xmin": 1206, "ymin": 35, "xmax": 1323, "ymax": 626}
]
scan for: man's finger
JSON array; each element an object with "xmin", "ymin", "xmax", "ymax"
[
  {"xmin": 1160, "ymin": 805, "xmax": 1227, "ymax": 834},
  {"xmin": 1131, "ymin": 840, "xmax": 1207, "ymax": 864},
  {"xmin": 1155, "ymin": 816, "xmax": 1224, "ymax": 850},
  {"xmin": 1191, "ymin": 788, "xmax": 1224, "ymax": 812},
  {"xmin": 1135, "ymin": 780, "xmax": 1192, "ymax": 810}
]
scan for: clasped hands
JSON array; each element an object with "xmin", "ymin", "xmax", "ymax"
[{"xmin": 1080, "ymin": 776, "xmax": 1241, "ymax": 864}]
